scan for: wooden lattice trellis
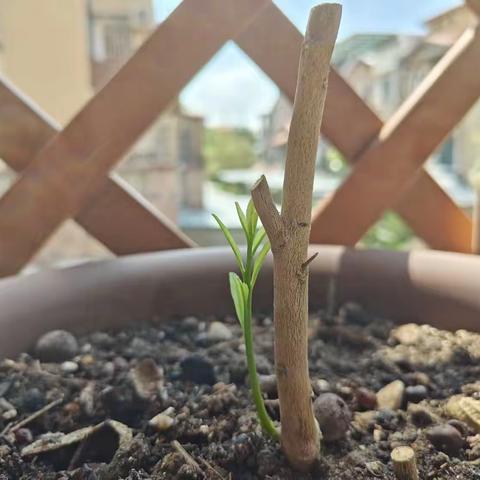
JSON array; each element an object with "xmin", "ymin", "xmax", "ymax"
[{"xmin": 0, "ymin": 0, "xmax": 479, "ymax": 277}]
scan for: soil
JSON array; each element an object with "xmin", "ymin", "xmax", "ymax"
[{"xmin": 1, "ymin": 304, "xmax": 480, "ymax": 479}]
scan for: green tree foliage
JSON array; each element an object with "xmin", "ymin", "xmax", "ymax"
[
  {"xmin": 361, "ymin": 211, "xmax": 414, "ymax": 250},
  {"xmin": 323, "ymin": 145, "xmax": 347, "ymax": 175},
  {"xmin": 203, "ymin": 127, "xmax": 257, "ymax": 176}
]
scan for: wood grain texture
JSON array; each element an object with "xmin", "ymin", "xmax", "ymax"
[
  {"xmin": 0, "ymin": 75, "xmax": 195, "ymax": 259},
  {"xmin": 391, "ymin": 447, "xmax": 419, "ymax": 480}
]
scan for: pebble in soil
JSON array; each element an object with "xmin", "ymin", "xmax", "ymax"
[
  {"xmin": 314, "ymin": 393, "xmax": 352, "ymax": 442},
  {"xmin": 34, "ymin": 330, "xmax": 79, "ymax": 363},
  {"xmin": 0, "ymin": 311, "xmax": 480, "ymax": 478}
]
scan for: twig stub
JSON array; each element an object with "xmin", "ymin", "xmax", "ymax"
[
  {"xmin": 391, "ymin": 446, "xmax": 419, "ymax": 480},
  {"xmin": 301, "ymin": 252, "xmax": 319, "ymax": 270},
  {"xmin": 251, "ymin": 175, "xmax": 285, "ymax": 251}
]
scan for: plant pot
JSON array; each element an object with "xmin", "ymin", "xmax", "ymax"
[
  {"xmin": 2, "ymin": 246, "xmax": 480, "ymax": 478},
  {"xmin": 1, "ymin": 245, "xmax": 479, "ymax": 359}
]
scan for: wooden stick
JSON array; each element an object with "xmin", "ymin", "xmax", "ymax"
[
  {"xmin": 1, "ymin": 397, "xmax": 63, "ymax": 435},
  {"xmin": 171, "ymin": 440, "xmax": 201, "ymax": 471},
  {"xmin": 466, "ymin": 0, "xmax": 480, "ymax": 16},
  {"xmin": 391, "ymin": 446, "xmax": 419, "ymax": 480},
  {"xmin": 252, "ymin": 3, "xmax": 341, "ymax": 472}
]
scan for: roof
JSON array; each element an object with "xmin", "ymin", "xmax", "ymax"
[
  {"xmin": 332, "ymin": 34, "xmax": 397, "ymax": 66},
  {"xmin": 424, "ymin": 4, "xmax": 466, "ymax": 28},
  {"xmin": 334, "ymin": 33, "xmax": 422, "ymax": 77},
  {"xmin": 400, "ymin": 41, "xmax": 447, "ymax": 66},
  {"xmin": 424, "ymin": 4, "xmax": 475, "ymax": 46}
]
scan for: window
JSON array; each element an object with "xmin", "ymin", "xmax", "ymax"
[
  {"xmin": 104, "ymin": 19, "xmax": 131, "ymax": 59},
  {"xmin": 437, "ymin": 138, "xmax": 454, "ymax": 167},
  {"xmin": 138, "ymin": 10, "xmax": 147, "ymax": 23},
  {"xmin": 382, "ymin": 76, "xmax": 391, "ymax": 101}
]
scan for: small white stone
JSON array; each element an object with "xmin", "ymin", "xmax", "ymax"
[
  {"xmin": 207, "ymin": 322, "xmax": 233, "ymax": 342},
  {"xmin": 312, "ymin": 379, "xmax": 331, "ymax": 395},
  {"xmin": 161, "ymin": 406, "xmax": 175, "ymax": 416},
  {"xmin": 61, "ymin": 361, "xmax": 79, "ymax": 373},
  {"xmin": 2, "ymin": 409, "xmax": 17, "ymax": 420},
  {"xmin": 391, "ymin": 324, "xmax": 421, "ymax": 346},
  {"xmin": 149, "ymin": 413, "xmax": 174, "ymax": 432},
  {"xmin": 377, "ymin": 380, "xmax": 405, "ymax": 410},
  {"xmin": 353, "ymin": 410, "xmax": 376, "ymax": 430},
  {"xmin": 373, "ymin": 427, "xmax": 384, "ymax": 443},
  {"xmin": 0, "ymin": 398, "xmax": 14, "ymax": 409}
]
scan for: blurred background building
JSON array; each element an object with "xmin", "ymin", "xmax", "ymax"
[{"xmin": 0, "ymin": 0, "xmax": 204, "ymax": 267}]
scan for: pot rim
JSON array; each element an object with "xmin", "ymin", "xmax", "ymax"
[{"xmin": 0, "ymin": 245, "xmax": 479, "ymax": 358}]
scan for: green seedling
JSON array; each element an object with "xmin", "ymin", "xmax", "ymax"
[{"xmin": 213, "ymin": 200, "xmax": 278, "ymax": 440}]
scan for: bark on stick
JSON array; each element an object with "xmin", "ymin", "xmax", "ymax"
[
  {"xmin": 251, "ymin": 3, "xmax": 341, "ymax": 472},
  {"xmin": 391, "ymin": 446, "xmax": 419, "ymax": 480}
]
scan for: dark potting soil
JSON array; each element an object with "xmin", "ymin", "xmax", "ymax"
[{"xmin": 1, "ymin": 305, "xmax": 480, "ymax": 479}]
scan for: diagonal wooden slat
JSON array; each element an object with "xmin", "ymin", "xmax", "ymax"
[
  {"xmin": 0, "ymin": 0, "xmax": 271, "ymax": 277},
  {"xmin": 467, "ymin": 0, "xmax": 480, "ymax": 16},
  {"xmin": 0, "ymin": 75, "xmax": 195, "ymax": 254},
  {"xmin": 310, "ymin": 26, "xmax": 480, "ymax": 248},
  {"xmin": 236, "ymin": 2, "xmax": 472, "ymax": 251}
]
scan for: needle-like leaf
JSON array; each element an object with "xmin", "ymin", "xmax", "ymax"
[
  {"xmin": 235, "ymin": 202, "xmax": 249, "ymax": 238},
  {"xmin": 229, "ymin": 272, "xmax": 246, "ymax": 329},
  {"xmin": 252, "ymin": 242, "xmax": 271, "ymax": 287},
  {"xmin": 246, "ymin": 199, "xmax": 259, "ymax": 239},
  {"xmin": 252, "ymin": 227, "xmax": 267, "ymax": 255},
  {"xmin": 215, "ymin": 201, "xmax": 277, "ymax": 440},
  {"xmin": 213, "ymin": 214, "xmax": 244, "ymax": 275}
]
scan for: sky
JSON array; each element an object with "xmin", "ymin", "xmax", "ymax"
[{"xmin": 154, "ymin": 0, "xmax": 462, "ymax": 130}]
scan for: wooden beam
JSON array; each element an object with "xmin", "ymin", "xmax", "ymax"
[
  {"xmin": 391, "ymin": 172, "xmax": 471, "ymax": 253},
  {"xmin": 310, "ymin": 27, "xmax": 480, "ymax": 249},
  {"xmin": 0, "ymin": 75, "xmax": 195, "ymax": 254},
  {"xmin": 0, "ymin": 0, "xmax": 270, "ymax": 276},
  {"xmin": 236, "ymin": 3, "xmax": 472, "ymax": 251},
  {"xmin": 472, "ymin": 186, "xmax": 480, "ymax": 254},
  {"xmin": 466, "ymin": 0, "xmax": 480, "ymax": 17}
]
